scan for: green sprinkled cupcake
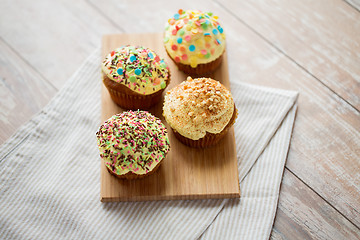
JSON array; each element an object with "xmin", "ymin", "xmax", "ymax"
[
  {"xmin": 102, "ymin": 46, "xmax": 171, "ymax": 109},
  {"xmin": 96, "ymin": 110, "xmax": 170, "ymax": 179}
]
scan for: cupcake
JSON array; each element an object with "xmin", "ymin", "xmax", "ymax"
[
  {"xmin": 102, "ymin": 46, "xmax": 170, "ymax": 109},
  {"xmin": 96, "ymin": 110, "xmax": 170, "ymax": 179},
  {"xmin": 163, "ymin": 77, "xmax": 237, "ymax": 148},
  {"xmin": 164, "ymin": 9, "xmax": 226, "ymax": 75}
]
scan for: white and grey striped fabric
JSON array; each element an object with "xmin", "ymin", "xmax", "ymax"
[{"xmin": 0, "ymin": 50, "xmax": 298, "ymax": 240}]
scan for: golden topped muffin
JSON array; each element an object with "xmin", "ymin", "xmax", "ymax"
[
  {"xmin": 163, "ymin": 77, "xmax": 236, "ymax": 147},
  {"xmin": 164, "ymin": 9, "xmax": 226, "ymax": 75}
]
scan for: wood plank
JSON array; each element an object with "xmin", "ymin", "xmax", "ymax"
[
  {"xmin": 88, "ymin": 0, "xmax": 200, "ymax": 32},
  {"xmin": 100, "ymin": 33, "xmax": 240, "ymax": 202},
  {"xmin": 222, "ymin": 16, "xmax": 360, "ymax": 228},
  {"xmin": 0, "ymin": 38, "xmax": 57, "ymax": 144},
  {"xmin": 0, "ymin": 0, "xmax": 121, "ymax": 89},
  {"xmin": 271, "ymin": 170, "xmax": 360, "ymax": 239},
  {"xmin": 92, "ymin": 0, "xmax": 360, "ymax": 227},
  {"xmin": 218, "ymin": 0, "xmax": 360, "ymax": 111},
  {"xmin": 0, "ymin": 0, "xmax": 122, "ymax": 143}
]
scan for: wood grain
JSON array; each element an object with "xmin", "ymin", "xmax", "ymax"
[
  {"xmin": 218, "ymin": 10, "xmax": 360, "ymax": 228},
  {"xmin": 0, "ymin": 0, "xmax": 121, "ymax": 89},
  {"xmin": 0, "ymin": 38, "xmax": 57, "ymax": 144},
  {"xmin": 271, "ymin": 170, "xmax": 360, "ymax": 240},
  {"xmin": 218, "ymin": 0, "xmax": 360, "ymax": 111},
  {"xmin": 100, "ymin": 33, "xmax": 240, "ymax": 202}
]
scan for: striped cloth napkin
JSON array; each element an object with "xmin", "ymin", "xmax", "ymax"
[{"xmin": 0, "ymin": 50, "xmax": 298, "ymax": 239}]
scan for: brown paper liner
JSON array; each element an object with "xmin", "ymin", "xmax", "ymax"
[
  {"xmin": 172, "ymin": 106, "xmax": 238, "ymax": 148},
  {"xmin": 102, "ymin": 72, "xmax": 170, "ymax": 110},
  {"xmin": 105, "ymin": 160, "xmax": 163, "ymax": 180},
  {"xmin": 166, "ymin": 48, "xmax": 224, "ymax": 76}
]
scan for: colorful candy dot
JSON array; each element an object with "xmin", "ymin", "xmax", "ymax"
[
  {"xmin": 129, "ymin": 76, "xmax": 136, "ymax": 82},
  {"xmin": 204, "ymin": 33, "xmax": 210, "ymax": 36},
  {"xmin": 155, "ymin": 56, "xmax": 160, "ymax": 62},
  {"xmin": 134, "ymin": 68, "xmax": 142, "ymax": 75},
  {"xmin": 183, "ymin": 18, "xmax": 189, "ymax": 24},
  {"xmin": 117, "ymin": 68, "xmax": 123, "ymax": 75},
  {"xmin": 216, "ymin": 39, "xmax": 221, "ymax": 45},
  {"xmin": 184, "ymin": 35, "xmax": 191, "ymax": 42},
  {"xmin": 174, "ymin": 13, "xmax": 180, "ymax": 20},
  {"xmin": 160, "ymin": 81, "xmax": 166, "ymax": 89},
  {"xmin": 111, "ymin": 51, "xmax": 115, "ymax": 57},
  {"xmin": 204, "ymin": 36, "xmax": 212, "ymax": 42},
  {"xmin": 201, "ymin": 23, "xmax": 208, "ymax": 30},
  {"xmin": 177, "ymin": 37, "xmax": 183, "ymax": 44},
  {"xmin": 191, "ymin": 28, "xmax": 198, "ymax": 34},
  {"xmin": 178, "ymin": 29, "xmax": 185, "ymax": 36},
  {"xmin": 201, "ymin": 49, "xmax": 207, "ymax": 55},
  {"xmin": 171, "ymin": 44, "xmax": 178, "ymax": 51},
  {"xmin": 212, "ymin": 29, "xmax": 218, "ymax": 35},
  {"xmin": 189, "ymin": 45, "xmax": 196, "ymax": 52},
  {"xmin": 181, "ymin": 54, "xmax": 188, "ymax": 60},
  {"xmin": 218, "ymin": 26, "xmax": 224, "ymax": 33},
  {"xmin": 178, "ymin": 9, "xmax": 183, "ymax": 14},
  {"xmin": 205, "ymin": 53, "xmax": 211, "ymax": 59},
  {"xmin": 190, "ymin": 56, "xmax": 197, "ymax": 68},
  {"xmin": 172, "ymin": 29, "xmax": 177, "ymax": 35},
  {"xmin": 174, "ymin": 56, "xmax": 181, "ymax": 63},
  {"xmin": 148, "ymin": 52, "xmax": 154, "ymax": 59},
  {"xmin": 154, "ymin": 78, "xmax": 160, "ymax": 85},
  {"xmin": 130, "ymin": 55, "xmax": 137, "ymax": 62},
  {"xmin": 169, "ymin": 19, "xmax": 175, "ymax": 25},
  {"xmin": 180, "ymin": 46, "xmax": 186, "ymax": 52},
  {"xmin": 195, "ymin": 39, "xmax": 204, "ymax": 47}
]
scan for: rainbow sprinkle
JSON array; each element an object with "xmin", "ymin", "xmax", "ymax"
[{"xmin": 96, "ymin": 110, "xmax": 170, "ymax": 175}]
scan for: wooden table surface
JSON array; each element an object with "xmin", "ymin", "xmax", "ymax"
[{"xmin": 1, "ymin": 0, "xmax": 359, "ymax": 239}]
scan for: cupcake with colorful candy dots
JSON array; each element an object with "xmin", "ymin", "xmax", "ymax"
[
  {"xmin": 164, "ymin": 9, "xmax": 226, "ymax": 75},
  {"xmin": 102, "ymin": 46, "xmax": 170, "ymax": 109},
  {"xmin": 96, "ymin": 110, "xmax": 170, "ymax": 179}
]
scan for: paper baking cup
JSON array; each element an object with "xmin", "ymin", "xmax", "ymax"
[
  {"xmin": 166, "ymin": 48, "xmax": 224, "ymax": 76},
  {"xmin": 103, "ymin": 74, "xmax": 170, "ymax": 110},
  {"xmin": 172, "ymin": 107, "xmax": 238, "ymax": 148}
]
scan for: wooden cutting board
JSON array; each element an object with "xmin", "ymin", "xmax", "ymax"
[{"xmin": 100, "ymin": 33, "xmax": 240, "ymax": 202}]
